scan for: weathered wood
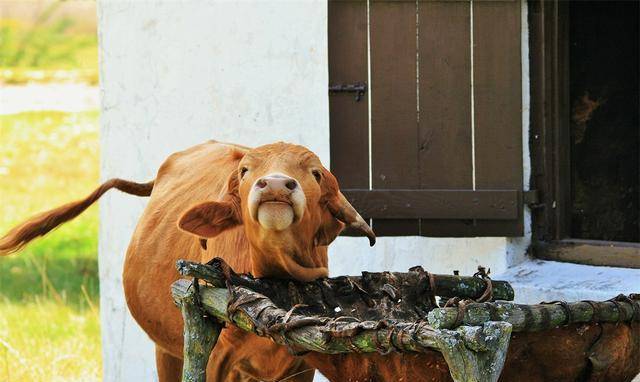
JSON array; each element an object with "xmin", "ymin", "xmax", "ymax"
[
  {"xmin": 172, "ymin": 258, "xmax": 640, "ymax": 382},
  {"xmin": 430, "ymin": 272, "xmax": 513, "ymax": 302},
  {"xmin": 176, "ymin": 259, "xmax": 226, "ymax": 287},
  {"xmin": 173, "ymin": 279, "xmax": 435, "ymax": 354},
  {"xmin": 171, "ymin": 279, "xmax": 512, "ymax": 382},
  {"xmin": 436, "ymin": 322, "xmax": 512, "ymax": 382},
  {"xmin": 328, "ymin": 0, "xmax": 369, "ymax": 193},
  {"xmin": 369, "ymin": 0, "xmax": 420, "ymax": 236},
  {"xmin": 171, "ymin": 259, "xmax": 639, "ymax": 382},
  {"xmin": 428, "ymin": 298, "xmax": 640, "ymax": 331},
  {"xmin": 417, "ymin": 0, "xmax": 474, "ymax": 238},
  {"xmin": 172, "ymin": 259, "xmax": 516, "ymax": 382},
  {"xmin": 172, "ymin": 281, "xmax": 222, "ymax": 382},
  {"xmin": 341, "ymin": 189, "xmax": 519, "ymax": 220},
  {"xmin": 176, "ymin": 259, "xmax": 515, "ymax": 305},
  {"xmin": 471, "ymin": 0, "xmax": 524, "ymax": 237},
  {"xmin": 534, "ymin": 239, "xmax": 640, "ymax": 269}
]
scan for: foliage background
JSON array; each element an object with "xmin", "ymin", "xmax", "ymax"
[
  {"xmin": 0, "ymin": 0, "xmax": 98, "ymax": 84},
  {"xmin": 0, "ymin": 2, "xmax": 101, "ymax": 381}
]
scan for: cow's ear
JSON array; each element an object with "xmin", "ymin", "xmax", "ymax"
[
  {"xmin": 178, "ymin": 169, "xmax": 242, "ymax": 238},
  {"xmin": 314, "ymin": 212, "xmax": 345, "ymax": 246},
  {"xmin": 178, "ymin": 200, "xmax": 241, "ymax": 238},
  {"xmin": 314, "ymin": 168, "xmax": 344, "ymax": 246},
  {"xmin": 320, "ymin": 167, "xmax": 376, "ymax": 246}
]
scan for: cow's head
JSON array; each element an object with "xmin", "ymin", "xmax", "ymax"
[{"xmin": 177, "ymin": 142, "xmax": 375, "ymax": 281}]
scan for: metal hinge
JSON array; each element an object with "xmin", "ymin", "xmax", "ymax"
[
  {"xmin": 329, "ymin": 82, "xmax": 367, "ymax": 102},
  {"xmin": 524, "ymin": 190, "xmax": 544, "ymax": 210}
]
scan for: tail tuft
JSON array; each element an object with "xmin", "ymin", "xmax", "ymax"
[{"xmin": 0, "ymin": 178, "xmax": 154, "ymax": 255}]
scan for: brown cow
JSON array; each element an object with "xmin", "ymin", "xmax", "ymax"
[{"xmin": 0, "ymin": 140, "xmax": 375, "ymax": 381}]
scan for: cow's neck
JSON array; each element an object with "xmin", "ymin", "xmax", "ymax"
[{"xmin": 249, "ymin": 243, "xmax": 328, "ymax": 282}]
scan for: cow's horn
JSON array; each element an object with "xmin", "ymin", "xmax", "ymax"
[{"xmin": 327, "ymin": 192, "xmax": 376, "ymax": 246}]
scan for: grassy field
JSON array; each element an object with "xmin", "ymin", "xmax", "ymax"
[
  {"xmin": 0, "ymin": 111, "xmax": 101, "ymax": 382},
  {"xmin": 0, "ymin": 3, "xmax": 98, "ymax": 85}
]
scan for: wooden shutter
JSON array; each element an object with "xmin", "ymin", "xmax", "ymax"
[{"xmin": 329, "ymin": 0, "xmax": 523, "ymax": 237}]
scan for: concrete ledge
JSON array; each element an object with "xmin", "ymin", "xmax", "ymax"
[{"xmin": 496, "ymin": 259, "xmax": 640, "ymax": 304}]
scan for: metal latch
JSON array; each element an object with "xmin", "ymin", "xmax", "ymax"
[
  {"xmin": 524, "ymin": 190, "xmax": 544, "ymax": 210},
  {"xmin": 329, "ymin": 82, "xmax": 367, "ymax": 102}
]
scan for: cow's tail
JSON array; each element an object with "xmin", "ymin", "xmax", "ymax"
[{"xmin": 0, "ymin": 178, "xmax": 155, "ymax": 256}]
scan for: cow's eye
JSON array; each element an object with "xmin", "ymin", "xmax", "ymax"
[
  {"xmin": 240, "ymin": 167, "xmax": 249, "ymax": 178},
  {"xmin": 312, "ymin": 169, "xmax": 322, "ymax": 183}
]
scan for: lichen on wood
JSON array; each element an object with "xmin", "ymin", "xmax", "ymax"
[
  {"xmin": 171, "ymin": 278, "xmax": 512, "ymax": 382},
  {"xmin": 172, "ymin": 281, "xmax": 222, "ymax": 382},
  {"xmin": 177, "ymin": 259, "xmax": 226, "ymax": 288},
  {"xmin": 176, "ymin": 259, "xmax": 514, "ymax": 324},
  {"xmin": 171, "ymin": 259, "xmax": 517, "ymax": 382},
  {"xmin": 435, "ymin": 322, "xmax": 512, "ymax": 382},
  {"xmin": 427, "ymin": 297, "xmax": 640, "ymax": 331},
  {"xmin": 172, "ymin": 259, "xmax": 640, "ymax": 382}
]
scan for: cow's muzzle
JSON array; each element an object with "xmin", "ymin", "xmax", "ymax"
[{"xmin": 248, "ymin": 173, "xmax": 306, "ymax": 230}]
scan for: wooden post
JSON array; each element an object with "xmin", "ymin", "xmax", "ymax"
[
  {"xmin": 435, "ymin": 322, "xmax": 512, "ymax": 382},
  {"xmin": 177, "ymin": 260, "xmax": 226, "ymax": 288},
  {"xmin": 171, "ymin": 279, "xmax": 513, "ymax": 382},
  {"xmin": 427, "ymin": 299, "xmax": 640, "ymax": 331},
  {"xmin": 176, "ymin": 259, "xmax": 515, "ymax": 302},
  {"xmin": 173, "ymin": 281, "xmax": 223, "ymax": 382}
]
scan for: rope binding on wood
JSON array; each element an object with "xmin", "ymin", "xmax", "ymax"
[{"xmin": 441, "ymin": 266, "xmax": 495, "ymax": 326}]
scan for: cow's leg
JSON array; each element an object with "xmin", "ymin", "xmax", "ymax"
[
  {"xmin": 208, "ymin": 329, "xmax": 315, "ymax": 382},
  {"xmin": 156, "ymin": 347, "xmax": 183, "ymax": 382}
]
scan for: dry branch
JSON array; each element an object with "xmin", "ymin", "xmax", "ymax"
[
  {"xmin": 174, "ymin": 281, "xmax": 222, "ymax": 382},
  {"xmin": 172, "ymin": 259, "xmax": 640, "ymax": 382},
  {"xmin": 171, "ymin": 279, "xmax": 512, "ymax": 382},
  {"xmin": 427, "ymin": 297, "xmax": 640, "ymax": 331},
  {"xmin": 176, "ymin": 259, "xmax": 515, "ymax": 309}
]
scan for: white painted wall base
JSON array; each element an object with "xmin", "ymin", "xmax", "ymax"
[
  {"xmin": 498, "ymin": 259, "xmax": 640, "ymax": 304},
  {"xmin": 330, "ymin": 236, "xmax": 517, "ymax": 277}
]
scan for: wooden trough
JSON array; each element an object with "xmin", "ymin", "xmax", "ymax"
[{"xmin": 171, "ymin": 259, "xmax": 640, "ymax": 382}]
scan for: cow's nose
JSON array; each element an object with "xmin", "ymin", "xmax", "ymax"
[{"xmin": 255, "ymin": 174, "xmax": 299, "ymax": 192}]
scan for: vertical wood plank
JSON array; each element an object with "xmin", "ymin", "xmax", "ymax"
[
  {"xmin": 554, "ymin": 1, "xmax": 571, "ymax": 239},
  {"xmin": 418, "ymin": 0, "xmax": 471, "ymax": 189},
  {"xmin": 370, "ymin": 0, "xmax": 419, "ymax": 235},
  {"xmin": 529, "ymin": 0, "xmax": 568, "ymax": 241},
  {"xmin": 472, "ymin": 0, "xmax": 523, "ymax": 235},
  {"xmin": 528, "ymin": 0, "xmax": 548, "ymax": 241},
  {"xmin": 418, "ymin": 0, "xmax": 474, "ymax": 235},
  {"xmin": 329, "ymin": 0, "xmax": 370, "ymax": 190}
]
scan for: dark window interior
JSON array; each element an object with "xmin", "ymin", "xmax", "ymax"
[{"xmin": 569, "ymin": 1, "xmax": 639, "ymax": 243}]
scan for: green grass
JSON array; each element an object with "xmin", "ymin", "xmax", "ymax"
[
  {"xmin": 0, "ymin": 111, "xmax": 101, "ymax": 381},
  {"xmin": 0, "ymin": 301, "xmax": 101, "ymax": 382},
  {"xmin": 0, "ymin": 3, "xmax": 98, "ymax": 85}
]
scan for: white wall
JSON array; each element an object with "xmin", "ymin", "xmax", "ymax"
[{"xmin": 98, "ymin": 1, "xmax": 328, "ymax": 380}]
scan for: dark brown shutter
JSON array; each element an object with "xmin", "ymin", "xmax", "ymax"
[{"xmin": 329, "ymin": 0, "xmax": 524, "ymax": 237}]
